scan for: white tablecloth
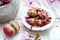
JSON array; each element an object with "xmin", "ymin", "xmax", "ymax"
[{"xmin": 0, "ymin": 0, "xmax": 60, "ymax": 40}]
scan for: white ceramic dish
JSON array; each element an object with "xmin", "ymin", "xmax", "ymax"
[
  {"xmin": 0, "ymin": 0, "xmax": 20, "ymax": 23},
  {"xmin": 21, "ymin": 6, "xmax": 55, "ymax": 31}
]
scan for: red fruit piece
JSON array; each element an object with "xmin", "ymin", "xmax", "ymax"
[
  {"xmin": 3, "ymin": 26, "xmax": 14, "ymax": 37},
  {"xmin": 3, "ymin": 0, "xmax": 10, "ymax": 3}
]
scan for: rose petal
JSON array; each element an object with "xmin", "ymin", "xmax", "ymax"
[
  {"xmin": 26, "ymin": 18, "xmax": 34, "ymax": 24},
  {"xmin": 47, "ymin": 0, "xmax": 55, "ymax": 6}
]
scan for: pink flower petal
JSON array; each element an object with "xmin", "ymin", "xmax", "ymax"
[
  {"xmin": 47, "ymin": 0, "xmax": 55, "ymax": 6},
  {"xmin": 30, "ymin": 26, "xmax": 33, "ymax": 31},
  {"xmin": 24, "ymin": 0, "xmax": 35, "ymax": 7}
]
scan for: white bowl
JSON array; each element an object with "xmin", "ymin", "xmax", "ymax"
[
  {"xmin": 22, "ymin": 7, "xmax": 55, "ymax": 31},
  {"xmin": 0, "ymin": 0, "xmax": 20, "ymax": 23}
]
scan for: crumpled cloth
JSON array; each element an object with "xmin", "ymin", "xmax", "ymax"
[
  {"xmin": 20, "ymin": 0, "xmax": 60, "ymax": 18},
  {"xmin": 2, "ymin": 0, "xmax": 60, "ymax": 40},
  {"xmin": 37, "ymin": 0, "xmax": 60, "ymax": 19}
]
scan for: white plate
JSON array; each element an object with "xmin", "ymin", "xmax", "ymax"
[{"xmin": 21, "ymin": 6, "xmax": 55, "ymax": 31}]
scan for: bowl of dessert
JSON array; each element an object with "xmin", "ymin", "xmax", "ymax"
[
  {"xmin": 0, "ymin": 0, "xmax": 20, "ymax": 23},
  {"xmin": 22, "ymin": 7, "xmax": 55, "ymax": 31}
]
